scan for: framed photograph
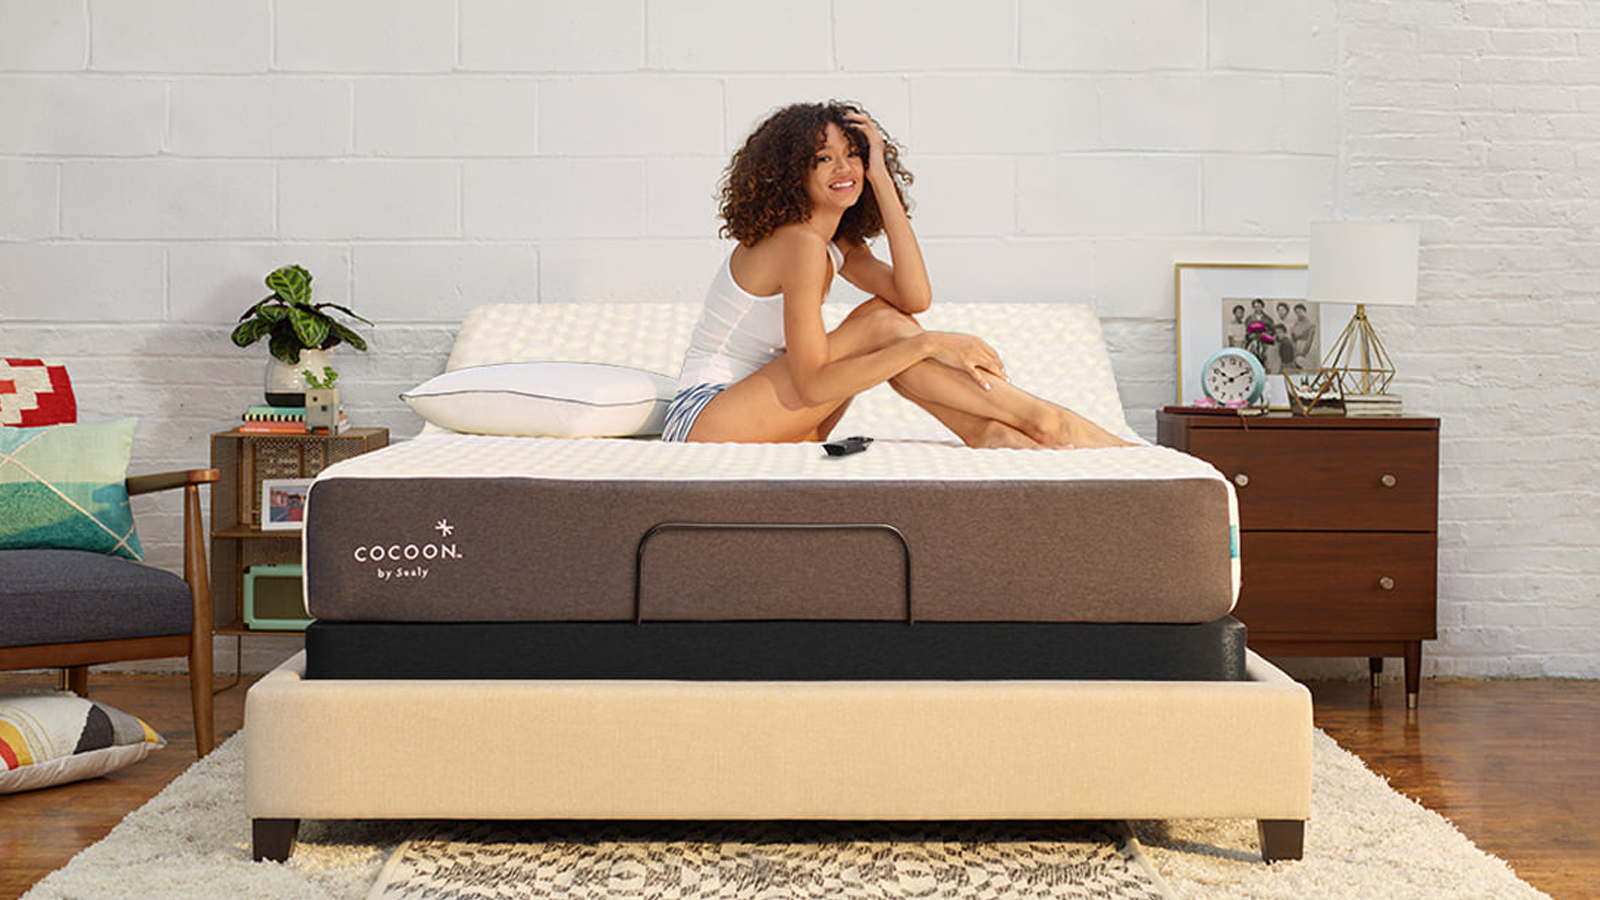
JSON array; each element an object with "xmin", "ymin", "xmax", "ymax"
[
  {"xmin": 1175, "ymin": 263, "xmax": 1351, "ymax": 409},
  {"xmin": 260, "ymin": 478, "xmax": 313, "ymax": 531}
]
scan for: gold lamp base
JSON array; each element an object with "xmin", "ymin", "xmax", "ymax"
[{"xmin": 1322, "ymin": 304, "xmax": 1396, "ymax": 396}]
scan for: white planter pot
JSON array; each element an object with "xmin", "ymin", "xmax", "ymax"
[{"xmin": 264, "ymin": 348, "xmax": 331, "ymax": 407}]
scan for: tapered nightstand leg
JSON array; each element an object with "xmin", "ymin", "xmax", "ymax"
[
  {"xmin": 1369, "ymin": 657, "xmax": 1384, "ymax": 691},
  {"xmin": 1405, "ymin": 641, "xmax": 1422, "ymax": 708}
]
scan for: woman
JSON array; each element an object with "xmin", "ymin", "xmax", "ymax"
[{"xmin": 663, "ymin": 101, "xmax": 1127, "ymax": 450}]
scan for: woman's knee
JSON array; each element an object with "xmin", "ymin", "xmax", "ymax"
[{"xmin": 849, "ymin": 297, "xmax": 922, "ymax": 341}]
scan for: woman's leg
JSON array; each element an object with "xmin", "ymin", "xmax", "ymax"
[
  {"xmin": 845, "ymin": 299, "xmax": 1129, "ymax": 449},
  {"xmin": 889, "ymin": 353, "xmax": 1130, "ymax": 448},
  {"xmin": 687, "ymin": 298, "xmax": 1127, "ymax": 448}
]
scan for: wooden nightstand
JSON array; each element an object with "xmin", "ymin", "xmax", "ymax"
[
  {"xmin": 209, "ymin": 428, "xmax": 389, "ymax": 640},
  {"xmin": 1158, "ymin": 412, "xmax": 1439, "ymax": 707}
]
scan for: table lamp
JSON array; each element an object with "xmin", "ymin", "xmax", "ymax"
[{"xmin": 1306, "ymin": 221, "xmax": 1419, "ymax": 396}]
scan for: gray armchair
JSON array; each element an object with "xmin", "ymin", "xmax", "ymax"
[{"xmin": 0, "ymin": 468, "xmax": 219, "ymax": 755}]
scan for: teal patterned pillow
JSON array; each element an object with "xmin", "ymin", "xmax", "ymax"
[{"xmin": 0, "ymin": 419, "xmax": 143, "ymax": 560}]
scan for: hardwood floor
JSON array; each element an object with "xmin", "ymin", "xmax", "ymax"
[
  {"xmin": 2, "ymin": 672, "xmax": 1597, "ymax": 900},
  {"xmin": 0, "ymin": 670, "xmax": 256, "ymax": 900}
]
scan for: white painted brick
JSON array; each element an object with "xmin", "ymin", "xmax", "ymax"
[
  {"xmin": 274, "ymin": 0, "xmax": 456, "ymax": 73},
  {"xmin": 279, "ymin": 161, "xmax": 459, "ymax": 240},
  {"xmin": 61, "ymin": 161, "xmax": 275, "ymax": 239},
  {"xmin": 460, "ymin": 0, "xmax": 643, "ymax": 72},
  {"xmin": 464, "ymin": 160, "xmax": 646, "ymax": 238},
  {"xmin": 1091, "ymin": 237, "xmax": 1302, "ymax": 320},
  {"xmin": 538, "ymin": 240, "xmax": 725, "ymax": 304},
  {"xmin": 1201, "ymin": 156, "xmax": 1336, "ymax": 235},
  {"xmin": 0, "ymin": 77, "xmax": 165, "ymax": 154},
  {"xmin": 539, "ymin": 77, "xmax": 723, "ymax": 156},
  {"xmin": 1016, "ymin": 156, "xmax": 1199, "ymax": 237},
  {"xmin": 168, "ymin": 245, "xmax": 353, "ymax": 325},
  {"xmin": 1208, "ymin": 0, "xmax": 1337, "ymax": 72},
  {"xmin": 919, "ymin": 238, "xmax": 1095, "ymax": 305},
  {"xmin": 0, "ymin": 244, "xmax": 165, "ymax": 321},
  {"xmin": 91, "ymin": 0, "xmax": 269, "ymax": 72},
  {"xmin": 169, "ymin": 78, "xmax": 352, "ymax": 158},
  {"xmin": 646, "ymin": 156, "xmax": 725, "ymax": 238},
  {"xmin": 356, "ymin": 78, "xmax": 539, "ymax": 157},
  {"xmin": 0, "ymin": 0, "xmax": 87, "ymax": 70},
  {"xmin": 649, "ymin": 0, "xmax": 830, "ymax": 71},
  {"xmin": 724, "ymin": 77, "xmax": 910, "ymax": 153},
  {"xmin": 1020, "ymin": 0, "xmax": 1204, "ymax": 71},
  {"xmin": 837, "ymin": 0, "xmax": 1015, "ymax": 71},
  {"xmin": 0, "ymin": 161, "xmax": 56, "ymax": 238},
  {"xmin": 899, "ymin": 157, "xmax": 1013, "ymax": 239},
  {"xmin": 1280, "ymin": 75, "xmax": 1339, "ymax": 154},
  {"xmin": 913, "ymin": 76, "xmax": 1099, "ymax": 154},
  {"xmin": 353, "ymin": 244, "xmax": 540, "ymax": 323},
  {"xmin": 1101, "ymin": 73, "xmax": 1283, "ymax": 153}
]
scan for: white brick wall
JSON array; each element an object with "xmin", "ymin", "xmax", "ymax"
[{"xmin": 2, "ymin": 0, "xmax": 1595, "ymax": 679}]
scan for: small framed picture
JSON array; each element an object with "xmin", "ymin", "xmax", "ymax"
[
  {"xmin": 1175, "ymin": 263, "xmax": 1351, "ymax": 409},
  {"xmin": 260, "ymin": 478, "xmax": 313, "ymax": 531}
]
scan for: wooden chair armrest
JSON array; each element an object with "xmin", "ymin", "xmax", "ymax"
[{"xmin": 126, "ymin": 468, "xmax": 221, "ymax": 496}]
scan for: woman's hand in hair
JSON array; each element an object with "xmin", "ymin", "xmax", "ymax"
[{"xmin": 844, "ymin": 111, "xmax": 889, "ymax": 180}]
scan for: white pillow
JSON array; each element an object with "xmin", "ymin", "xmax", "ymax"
[{"xmin": 402, "ymin": 362, "xmax": 677, "ymax": 437}]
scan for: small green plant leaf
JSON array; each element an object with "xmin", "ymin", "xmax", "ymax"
[
  {"xmin": 265, "ymin": 265, "xmax": 313, "ymax": 306},
  {"xmin": 268, "ymin": 332, "xmax": 301, "ymax": 365},
  {"xmin": 316, "ymin": 302, "xmax": 374, "ymax": 326},
  {"xmin": 328, "ymin": 320, "xmax": 368, "ymax": 352},
  {"xmin": 230, "ymin": 318, "xmax": 271, "ymax": 347},
  {"xmin": 289, "ymin": 306, "xmax": 331, "ymax": 349},
  {"xmin": 301, "ymin": 366, "xmax": 340, "ymax": 389}
]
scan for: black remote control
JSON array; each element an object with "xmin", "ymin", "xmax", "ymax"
[{"xmin": 822, "ymin": 435, "xmax": 873, "ymax": 457}]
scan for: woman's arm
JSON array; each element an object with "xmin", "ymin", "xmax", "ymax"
[
  {"xmin": 777, "ymin": 231, "xmax": 1001, "ymax": 405},
  {"xmin": 836, "ymin": 112, "xmax": 931, "ymax": 314}
]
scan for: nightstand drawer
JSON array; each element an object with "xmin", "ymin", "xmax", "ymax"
[
  {"xmin": 1187, "ymin": 429, "xmax": 1437, "ymax": 531},
  {"xmin": 1236, "ymin": 532, "xmax": 1437, "ymax": 637}
]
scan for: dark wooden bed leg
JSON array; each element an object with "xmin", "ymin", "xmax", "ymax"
[
  {"xmin": 1258, "ymin": 819, "xmax": 1305, "ymax": 862},
  {"xmin": 252, "ymin": 818, "xmax": 300, "ymax": 862}
]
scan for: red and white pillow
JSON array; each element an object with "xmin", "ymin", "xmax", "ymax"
[{"xmin": 0, "ymin": 359, "xmax": 77, "ymax": 428}]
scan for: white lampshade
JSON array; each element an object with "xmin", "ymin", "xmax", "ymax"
[{"xmin": 1306, "ymin": 222, "xmax": 1419, "ymax": 307}]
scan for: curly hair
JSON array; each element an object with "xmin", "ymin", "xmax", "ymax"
[{"xmin": 717, "ymin": 101, "xmax": 914, "ymax": 246}]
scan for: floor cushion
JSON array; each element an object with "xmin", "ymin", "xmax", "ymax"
[{"xmin": 0, "ymin": 691, "xmax": 165, "ymax": 793}]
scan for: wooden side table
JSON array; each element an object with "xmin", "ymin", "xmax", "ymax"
[
  {"xmin": 209, "ymin": 428, "xmax": 389, "ymax": 649},
  {"xmin": 1158, "ymin": 412, "xmax": 1439, "ymax": 707}
]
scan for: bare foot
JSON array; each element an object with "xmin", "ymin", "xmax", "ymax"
[
  {"xmin": 1039, "ymin": 409, "xmax": 1133, "ymax": 449},
  {"xmin": 968, "ymin": 420, "xmax": 1046, "ymax": 449}
]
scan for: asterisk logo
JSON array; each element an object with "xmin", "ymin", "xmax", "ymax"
[{"xmin": 434, "ymin": 519, "xmax": 454, "ymax": 537}]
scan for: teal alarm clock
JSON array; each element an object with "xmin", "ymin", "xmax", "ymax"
[{"xmin": 1201, "ymin": 348, "xmax": 1267, "ymax": 405}]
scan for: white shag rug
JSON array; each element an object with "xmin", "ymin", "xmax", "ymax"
[{"xmin": 20, "ymin": 730, "xmax": 1551, "ymax": 900}]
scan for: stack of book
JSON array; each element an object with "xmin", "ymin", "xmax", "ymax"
[
  {"xmin": 1342, "ymin": 394, "xmax": 1404, "ymax": 418},
  {"xmin": 239, "ymin": 403, "xmax": 351, "ymax": 434}
]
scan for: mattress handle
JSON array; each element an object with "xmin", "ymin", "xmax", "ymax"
[{"xmin": 634, "ymin": 522, "xmax": 914, "ymax": 626}]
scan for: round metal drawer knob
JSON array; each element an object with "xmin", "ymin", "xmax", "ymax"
[
  {"xmin": 1234, "ymin": 473, "xmax": 1250, "ymax": 487},
  {"xmin": 1379, "ymin": 576, "xmax": 1396, "ymax": 591},
  {"xmin": 1381, "ymin": 474, "xmax": 1398, "ymax": 487}
]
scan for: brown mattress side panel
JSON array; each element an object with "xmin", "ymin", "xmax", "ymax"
[{"xmin": 305, "ymin": 476, "xmax": 1234, "ymax": 624}]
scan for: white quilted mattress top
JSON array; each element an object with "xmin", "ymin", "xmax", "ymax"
[
  {"xmin": 320, "ymin": 432, "xmax": 1226, "ymax": 486},
  {"xmin": 436, "ymin": 301, "xmax": 1138, "ymax": 442}
]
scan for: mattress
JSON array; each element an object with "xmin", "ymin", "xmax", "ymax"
[
  {"xmin": 302, "ymin": 617, "xmax": 1248, "ymax": 681},
  {"xmin": 304, "ymin": 434, "xmax": 1238, "ymax": 624}
]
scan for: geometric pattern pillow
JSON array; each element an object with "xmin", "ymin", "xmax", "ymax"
[
  {"xmin": 0, "ymin": 692, "xmax": 165, "ymax": 794},
  {"xmin": 0, "ymin": 358, "xmax": 77, "ymax": 427},
  {"xmin": 0, "ymin": 418, "xmax": 143, "ymax": 560}
]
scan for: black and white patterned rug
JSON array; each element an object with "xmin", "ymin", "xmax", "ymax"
[{"xmin": 367, "ymin": 819, "xmax": 1175, "ymax": 900}]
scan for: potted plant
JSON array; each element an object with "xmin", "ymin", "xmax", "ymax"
[{"xmin": 231, "ymin": 264, "xmax": 371, "ymax": 405}]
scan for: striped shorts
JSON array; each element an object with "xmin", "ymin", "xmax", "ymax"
[{"xmin": 660, "ymin": 383, "xmax": 727, "ymax": 442}]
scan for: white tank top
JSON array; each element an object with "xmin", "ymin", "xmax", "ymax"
[{"xmin": 676, "ymin": 241, "xmax": 844, "ymax": 390}]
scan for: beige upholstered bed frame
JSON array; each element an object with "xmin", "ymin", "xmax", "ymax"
[{"xmin": 243, "ymin": 302, "xmax": 1313, "ymax": 862}]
